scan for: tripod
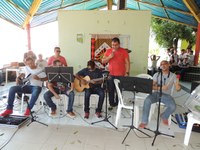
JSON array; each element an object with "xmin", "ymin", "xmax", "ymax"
[
  {"xmin": 145, "ymin": 71, "xmax": 174, "ymax": 146},
  {"xmin": 91, "ymin": 74, "xmax": 117, "ymax": 129},
  {"xmin": 122, "ymin": 85, "xmax": 151, "ymax": 144},
  {"xmin": 21, "ymin": 85, "xmax": 48, "ymax": 126},
  {"xmin": 23, "ymin": 94, "xmax": 48, "ymax": 127}
]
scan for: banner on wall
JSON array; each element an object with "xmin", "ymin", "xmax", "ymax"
[{"xmin": 91, "ymin": 34, "xmax": 120, "ymax": 69}]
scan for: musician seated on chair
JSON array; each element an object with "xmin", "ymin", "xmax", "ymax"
[
  {"xmin": 0, "ymin": 57, "xmax": 47, "ymax": 117},
  {"xmin": 139, "ymin": 60, "xmax": 181, "ymax": 128},
  {"xmin": 43, "ymin": 60, "xmax": 76, "ymax": 118},
  {"xmin": 75, "ymin": 60, "xmax": 105, "ymax": 119}
]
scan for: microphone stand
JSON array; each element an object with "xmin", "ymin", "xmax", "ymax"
[
  {"xmin": 91, "ymin": 74, "xmax": 117, "ymax": 129},
  {"xmin": 145, "ymin": 69, "xmax": 174, "ymax": 146}
]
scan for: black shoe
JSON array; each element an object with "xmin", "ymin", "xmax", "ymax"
[
  {"xmin": 108, "ymin": 106, "xmax": 114, "ymax": 111},
  {"xmin": 108, "ymin": 103, "xmax": 118, "ymax": 111}
]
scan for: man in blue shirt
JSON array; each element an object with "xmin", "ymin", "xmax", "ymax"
[{"xmin": 75, "ymin": 60, "xmax": 105, "ymax": 119}]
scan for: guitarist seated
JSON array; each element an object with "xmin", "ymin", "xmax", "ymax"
[
  {"xmin": 75, "ymin": 60, "xmax": 105, "ymax": 119},
  {"xmin": 0, "ymin": 57, "xmax": 47, "ymax": 117}
]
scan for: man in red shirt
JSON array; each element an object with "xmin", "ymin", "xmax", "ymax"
[
  {"xmin": 47, "ymin": 47, "xmax": 67, "ymax": 66},
  {"xmin": 102, "ymin": 37, "xmax": 130, "ymax": 110}
]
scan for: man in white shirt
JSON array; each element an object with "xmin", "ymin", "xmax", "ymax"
[{"xmin": 0, "ymin": 57, "xmax": 47, "ymax": 117}]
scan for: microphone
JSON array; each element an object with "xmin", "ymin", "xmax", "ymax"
[{"xmin": 158, "ymin": 66, "xmax": 163, "ymax": 72}]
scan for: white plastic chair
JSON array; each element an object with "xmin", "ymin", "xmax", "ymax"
[
  {"xmin": 184, "ymin": 113, "xmax": 200, "ymax": 146},
  {"xmin": 114, "ymin": 79, "xmax": 133, "ymax": 127},
  {"xmin": 134, "ymin": 74, "xmax": 153, "ymax": 127}
]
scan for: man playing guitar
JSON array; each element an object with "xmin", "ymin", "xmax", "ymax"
[
  {"xmin": 75, "ymin": 60, "xmax": 105, "ymax": 119},
  {"xmin": 0, "ymin": 57, "xmax": 47, "ymax": 117}
]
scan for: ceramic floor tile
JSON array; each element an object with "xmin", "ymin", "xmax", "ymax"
[{"xmin": 0, "ymin": 82, "xmax": 200, "ymax": 150}]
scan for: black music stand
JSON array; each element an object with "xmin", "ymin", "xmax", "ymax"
[
  {"xmin": 91, "ymin": 71, "xmax": 117, "ymax": 129},
  {"xmin": 145, "ymin": 71, "xmax": 174, "ymax": 146},
  {"xmin": 119, "ymin": 76, "xmax": 153, "ymax": 144},
  {"xmin": 45, "ymin": 67, "xmax": 73, "ymax": 84},
  {"xmin": 45, "ymin": 67, "xmax": 74, "ymax": 115}
]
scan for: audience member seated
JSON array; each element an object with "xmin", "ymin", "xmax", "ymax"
[
  {"xmin": 36, "ymin": 54, "xmax": 48, "ymax": 69},
  {"xmin": 169, "ymin": 55, "xmax": 179, "ymax": 73},
  {"xmin": 178, "ymin": 56, "xmax": 190, "ymax": 80},
  {"xmin": 188, "ymin": 50, "xmax": 194, "ymax": 66},
  {"xmin": 0, "ymin": 57, "xmax": 47, "ymax": 117},
  {"xmin": 23, "ymin": 50, "xmax": 37, "ymax": 63},
  {"xmin": 179, "ymin": 49, "xmax": 186, "ymax": 62}
]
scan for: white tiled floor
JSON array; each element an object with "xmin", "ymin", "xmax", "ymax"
[{"xmin": 0, "ymin": 82, "xmax": 200, "ymax": 150}]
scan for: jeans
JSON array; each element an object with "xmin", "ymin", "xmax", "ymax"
[
  {"xmin": 141, "ymin": 92, "xmax": 176, "ymax": 124},
  {"xmin": 43, "ymin": 87, "xmax": 75, "ymax": 112},
  {"xmin": 107, "ymin": 76, "xmax": 119, "ymax": 106},
  {"xmin": 7, "ymin": 85, "xmax": 42, "ymax": 110},
  {"xmin": 84, "ymin": 87, "xmax": 105, "ymax": 113}
]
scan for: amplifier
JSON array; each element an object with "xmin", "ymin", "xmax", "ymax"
[{"xmin": 0, "ymin": 115, "xmax": 30, "ymax": 128}]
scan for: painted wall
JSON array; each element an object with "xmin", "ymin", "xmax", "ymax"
[{"xmin": 58, "ymin": 10, "xmax": 151, "ymax": 75}]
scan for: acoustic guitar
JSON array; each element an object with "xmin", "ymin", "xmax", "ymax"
[{"xmin": 74, "ymin": 76, "xmax": 103, "ymax": 92}]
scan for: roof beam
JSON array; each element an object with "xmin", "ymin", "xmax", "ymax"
[
  {"xmin": 60, "ymin": 0, "xmax": 64, "ymax": 7},
  {"xmin": 6, "ymin": 0, "xmax": 28, "ymax": 15},
  {"xmin": 183, "ymin": 0, "xmax": 200, "ymax": 23},
  {"xmin": 107, "ymin": 0, "xmax": 113, "ymax": 10},
  {"xmin": 152, "ymin": 15, "xmax": 197, "ymax": 29},
  {"xmin": 160, "ymin": 0, "xmax": 170, "ymax": 19},
  {"xmin": 117, "ymin": 0, "xmax": 126, "ymax": 10},
  {"xmin": 36, "ymin": 0, "xmax": 92, "ymax": 16},
  {"xmin": 134, "ymin": 0, "xmax": 193, "ymax": 16},
  {"xmin": 22, "ymin": 0, "xmax": 43, "ymax": 28}
]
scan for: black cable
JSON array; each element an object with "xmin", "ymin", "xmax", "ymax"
[{"xmin": 0, "ymin": 128, "xmax": 19, "ymax": 149}]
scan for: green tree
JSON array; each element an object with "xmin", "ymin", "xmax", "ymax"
[{"xmin": 151, "ymin": 18, "xmax": 196, "ymax": 50}]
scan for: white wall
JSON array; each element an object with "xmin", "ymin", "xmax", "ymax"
[{"xmin": 58, "ymin": 10, "xmax": 151, "ymax": 75}]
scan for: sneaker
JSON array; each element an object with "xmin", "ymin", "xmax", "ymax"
[
  {"xmin": 67, "ymin": 112, "xmax": 76, "ymax": 119},
  {"xmin": 84, "ymin": 112, "xmax": 90, "ymax": 119},
  {"xmin": 162, "ymin": 119, "xmax": 169, "ymax": 126},
  {"xmin": 139, "ymin": 123, "xmax": 147, "ymax": 129},
  {"xmin": 24, "ymin": 108, "xmax": 30, "ymax": 116},
  {"xmin": 160, "ymin": 113, "xmax": 169, "ymax": 126},
  {"xmin": 95, "ymin": 112, "xmax": 102, "ymax": 118},
  {"xmin": 0, "ymin": 109, "xmax": 13, "ymax": 117},
  {"xmin": 108, "ymin": 106, "xmax": 113, "ymax": 111},
  {"xmin": 108, "ymin": 104, "xmax": 117, "ymax": 111}
]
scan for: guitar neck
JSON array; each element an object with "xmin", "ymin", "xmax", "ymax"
[{"xmin": 91, "ymin": 77, "xmax": 103, "ymax": 82}]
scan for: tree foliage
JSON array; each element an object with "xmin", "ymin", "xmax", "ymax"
[{"xmin": 151, "ymin": 18, "xmax": 196, "ymax": 49}]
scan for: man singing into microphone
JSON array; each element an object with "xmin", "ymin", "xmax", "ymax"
[
  {"xmin": 139, "ymin": 60, "xmax": 181, "ymax": 128},
  {"xmin": 102, "ymin": 37, "xmax": 130, "ymax": 110}
]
